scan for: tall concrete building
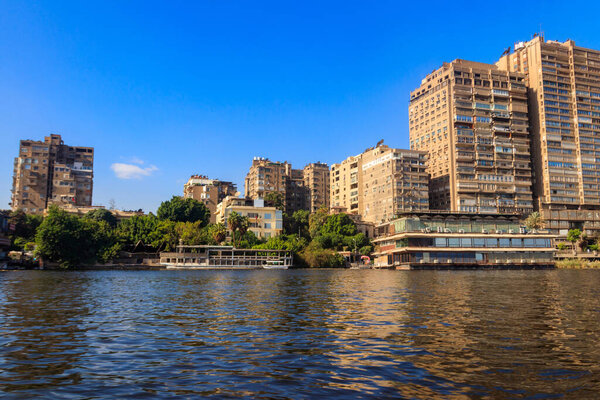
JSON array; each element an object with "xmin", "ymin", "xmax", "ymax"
[
  {"xmin": 330, "ymin": 154, "xmax": 362, "ymax": 215},
  {"xmin": 303, "ymin": 162, "xmax": 330, "ymax": 212},
  {"xmin": 183, "ymin": 175, "xmax": 237, "ymax": 223},
  {"xmin": 244, "ymin": 157, "xmax": 329, "ymax": 215},
  {"xmin": 409, "ymin": 59, "xmax": 534, "ymax": 215},
  {"xmin": 11, "ymin": 134, "xmax": 94, "ymax": 214},
  {"xmin": 330, "ymin": 143, "xmax": 429, "ymax": 224},
  {"xmin": 497, "ymin": 36, "xmax": 600, "ymax": 236}
]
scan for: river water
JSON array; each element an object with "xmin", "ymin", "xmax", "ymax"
[{"xmin": 1, "ymin": 269, "xmax": 599, "ymax": 399}]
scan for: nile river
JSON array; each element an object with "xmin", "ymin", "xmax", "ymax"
[{"xmin": 1, "ymin": 270, "xmax": 599, "ymax": 398}]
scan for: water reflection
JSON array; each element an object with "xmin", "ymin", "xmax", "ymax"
[{"xmin": 0, "ymin": 270, "xmax": 599, "ymax": 398}]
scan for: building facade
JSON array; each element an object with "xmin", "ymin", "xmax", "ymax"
[
  {"xmin": 11, "ymin": 134, "xmax": 94, "ymax": 214},
  {"xmin": 215, "ymin": 197, "xmax": 283, "ymax": 239},
  {"xmin": 330, "ymin": 143, "xmax": 429, "ymax": 224},
  {"xmin": 244, "ymin": 157, "xmax": 329, "ymax": 215},
  {"xmin": 409, "ymin": 60, "xmax": 533, "ymax": 215},
  {"xmin": 183, "ymin": 175, "xmax": 237, "ymax": 223},
  {"xmin": 373, "ymin": 211, "xmax": 555, "ymax": 269},
  {"xmin": 497, "ymin": 36, "xmax": 600, "ymax": 236},
  {"xmin": 303, "ymin": 162, "xmax": 330, "ymax": 212}
]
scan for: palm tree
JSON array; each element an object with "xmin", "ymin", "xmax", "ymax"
[
  {"xmin": 227, "ymin": 211, "xmax": 242, "ymax": 247},
  {"xmin": 238, "ymin": 216, "xmax": 249, "ymax": 239},
  {"xmin": 524, "ymin": 212, "xmax": 544, "ymax": 231},
  {"xmin": 211, "ymin": 223, "xmax": 227, "ymax": 244}
]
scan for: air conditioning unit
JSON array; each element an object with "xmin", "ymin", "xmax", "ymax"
[
  {"xmin": 519, "ymin": 227, "xmax": 526, "ymax": 234},
  {"xmin": 482, "ymin": 229, "xmax": 488, "ymax": 234},
  {"xmin": 509, "ymin": 229, "xmax": 514, "ymax": 234},
  {"xmin": 433, "ymin": 259, "xmax": 439, "ymax": 263},
  {"xmin": 447, "ymin": 259, "xmax": 452, "ymax": 264}
]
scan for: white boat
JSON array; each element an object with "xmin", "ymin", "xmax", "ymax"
[{"xmin": 160, "ymin": 245, "xmax": 293, "ymax": 269}]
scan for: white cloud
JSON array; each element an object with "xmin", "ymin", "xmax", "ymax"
[{"xmin": 111, "ymin": 163, "xmax": 158, "ymax": 179}]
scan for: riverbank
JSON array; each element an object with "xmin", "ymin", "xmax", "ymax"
[{"xmin": 555, "ymin": 259, "xmax": 600, "ymax": 269}]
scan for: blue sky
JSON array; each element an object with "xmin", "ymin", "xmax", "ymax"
[{"xmin": 2, "ymin": 0, "xmax": 600, "ymax": 213}]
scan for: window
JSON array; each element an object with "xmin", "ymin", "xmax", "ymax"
[
  {"xmin": 264, "ymin": 223, "xmax": 271, "ymax": 229},
  {"xmin": 448, "ymin": 238, "xmax": 460, "ymax": 247},
  {"xmin": 264, "ymin": 213, "xmax": 272, "ymax": 219},
  {"xmin": 485, "ymin": 238, "xmax": 497, "ymax": 247}
]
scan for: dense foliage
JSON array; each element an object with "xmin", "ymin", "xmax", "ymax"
[{"xmin": 157, "ymin": 196, "xmax": 210, "ymax": 226}]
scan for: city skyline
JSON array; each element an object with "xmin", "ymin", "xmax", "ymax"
[{"xmin": 2, "ymin": 1, "xmax": 600, "ymax": 212}]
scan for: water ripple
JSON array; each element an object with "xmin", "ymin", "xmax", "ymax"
[{"xmin": 1, "ymin": 269, "xmax": 600, "ymax": 398}]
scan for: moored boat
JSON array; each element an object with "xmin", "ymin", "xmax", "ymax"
[{"xmin": 160, "ymin": 245, "xmax": 293, "ymax": 269}]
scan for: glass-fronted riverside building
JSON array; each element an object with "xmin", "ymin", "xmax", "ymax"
[{"xmin": 373, "ymin": 211, "xmax": 555, "ymax": 269}]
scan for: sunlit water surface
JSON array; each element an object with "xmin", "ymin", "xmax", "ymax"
[{"xmin": 1, "ymin": 270, "xmax": 599, "ymax": 398}]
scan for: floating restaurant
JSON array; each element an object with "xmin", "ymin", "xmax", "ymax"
[
  {"xmin": 160, "ymin": 245, "xmax": 293, "ymax": 269},
  {"xmin": 372, "ymin": 211, "xmax": 555, "ymax": 269}
]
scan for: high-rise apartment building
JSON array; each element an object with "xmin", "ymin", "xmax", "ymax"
[
  {"xmin": 183, "ymin": 175, "xmax": 237, "ymax": 223},
  {"xmin": 303, "ymin": 162, "xmax": 330, "ymax": 212},
  {"xmin": 330, "ymin": 143, "xmax": 429, "ymax": 224},
  {"xmin": 330, "ymin": 154, "xmax": 362, "ymax": 214},
  {"xmin": 409, "ymin": 59, "xmax": 534, "ymax": 215},
  {"xmin": 244, "ymin": 157, "xmax": 329, "ymax": 215},
  {"xmin": 11, "ymin": 134, "xmax": 94, "ymax": 214},
  {"xmin": 497, "ymin": 36, "xmax": 600, "ymax": 236}
]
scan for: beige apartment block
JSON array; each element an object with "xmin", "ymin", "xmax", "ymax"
[
  {"xmin": 303, "ymin": 162, "xmax": 330, "ymax": 212},
  {"xmin": 497, "ymin": 36, "xmax": 600, "ymax": 236},
  {"xmin": 244, "ymin": 157, "xmax": 329, "ymax": 214},
  {"xmin": 183, "ymin": 175, "xmax": 237, "ymax": 223},
  {"xmin": 11, "ymin": 134, "xmax": 94, "ymax": 214},
  {"xmin": 330, "ymin": 154, "xmax": 362, "ymax": 215},
  {"xmin": 409, "ymin": 59, "xmax": 533, "ymax": 215},
  {"xmin": 330, "ymin": 143, "xmax": 429, "ymax": 224},
  {"xmin": 215, "ymin": 196, "xmax": 283, "ymax": 239}
]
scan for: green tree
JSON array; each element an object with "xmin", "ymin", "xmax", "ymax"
[
  {"xmin": 524, "ymin": 212, "xmax": 544, "ymax": 231},
  {"xmin": 148, "ymin": 220, "xmax": 178, "ymax": 251},
  {"xmin": 9, "ymin": 210, "xmax": 43, "ymax": 248},
  {"xmin": 237, "ymin": 230, "xmax": 261, "ymax": 249},
  {"xmin": 157, "ymin": 196, "xmax": 210, "ymax": 226},
  {"xmin": 116, "ymin": 214, "xmax": 159, "ymax": 248},
  {"xmin": 85, "ymin": 208, "xmax": 118, "ymax": 228},
  {"xmin": 284, "ymin": 209, "xmax": 310, "ymax": 238},
  {"xmin": 209, "ymin": 223, "xmax": 227, "ymax": 244},
  {"xmin": 320, "ymin": 213, "xmax": 357, "ymax": 237},
  {"xmin": 175, "ymin": 221, "xmax": 208, "ymax": 246},
  {"xmin": 308, "ymin": 207, "xmax": 329, "ymax": 238},
  {"xmin": 264, "ymin": 192, "xmax": 284, "ymax": 211},
  {"xmin": 227, "ymin": 211, "xmax": 243, "ymax": 246},
  {"xmin": 35, "ymin": 206, "xmax": 100, "ymax": 268},
  {"xmin": 567, "ymin": 229, "xmax": 581, "ymax": 253}
]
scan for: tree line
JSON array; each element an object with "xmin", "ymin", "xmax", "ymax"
[{"xmin": 7, "ymin": 195, "xmax": 373, "ymax": 268}]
